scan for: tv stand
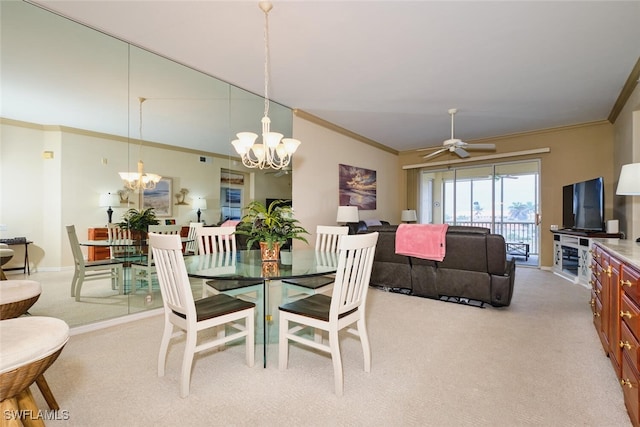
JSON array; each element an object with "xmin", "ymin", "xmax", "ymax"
[{"xmin": 551, "ymin": 230, "xmax": 622, "ymax": 286}]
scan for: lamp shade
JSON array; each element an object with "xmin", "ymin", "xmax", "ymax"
[
  {"xmin": 401, "ymin": 209, "xmax": 417, "ymax": 222},
  {"xmin": 616, "ymin": 163, "xmax": 640, "ymax": 196},
  {"xmin": 99, "ymin": 193, "xmax": 119, "ymax": 207},
  {"xmin": 336, "ymin": 206, "xmax": 359, "ymax": 223},
  {"xmin": 192, "ymin": 198, "xmax": 207, "ymax": 210}
]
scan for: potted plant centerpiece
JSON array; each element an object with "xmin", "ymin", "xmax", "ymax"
[
  {"xmin": 235, "ymin": 200, "xmax": 308, "ymax": 262},
  {"xmin": 118, "ymin": 207, "xmax": 159, "ymax": 240}
]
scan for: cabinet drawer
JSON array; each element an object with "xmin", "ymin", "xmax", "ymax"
[
  {"xmin": 621, "ymin": 353, "xmax": 640, "ymax": 427},
  {"xmin": 621, "ymin": 265, "xmax": 640, "ymax": 307},
  {"xmin": 621, "ymin": 321, "xmax": 640, "ymax": 367},
  {"xmin": 621, "ymin": 292, "xmax": 640, "ymax": 338},
  {"xmin": 593, "ymin": 245, "xmax": 608, "ymax": 267}
]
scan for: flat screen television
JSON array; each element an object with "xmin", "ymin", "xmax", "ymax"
[{"xmin": 562, "ymin": 177, "xmax": 605, "ymax": 232}]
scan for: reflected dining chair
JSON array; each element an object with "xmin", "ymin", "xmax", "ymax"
[
  {"xmin": 278, "ymin": 232, "xmax": 379, "ymax": 396},
  {"xmin": 184, "ymin": 222, "xmax": 203, "ymax": 255},
  {"xmin": 106, "ymin": 223, "xmax": 134, "ymax": 261},
  {"xmin": 282, "ymin": 225, "xmax": 349, "ymax": 297},
  {"xmin": 197, "ymin": 227, "xmax": 261, "ymax": 299},
  {"xmin": 66, "ymin": 225, "xmax": 124, "ymax": 301},
  {"xmin": 130, "ymin": 224, "xmax": 182, "ymax": 294},
  {"xmin": 150, "ymin": 233, "xmax": 255, "ymax": 398}
]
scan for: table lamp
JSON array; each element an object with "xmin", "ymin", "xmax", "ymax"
[
  {"xmin": 193, "ymin": 198, "xmax": 207, "ymax": 223},
  {"xmin": 99, "ymin": 193, "xmax": 120, "ymax": 223},
  {"xmin": 336, "ymin": 206, "xmax": 359, "ymax": 224},
  {"xmin": 401, "ymin": 209, "xmax": 417, "ymax": 223},
  {"xmin": 616, "ymin": 162, "xmax": 640, "ymax": 242}
]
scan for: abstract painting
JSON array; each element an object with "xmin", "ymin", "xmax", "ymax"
[{"xmin": 339, "ymin": 164, "xmax": 376, "ymax": 210}]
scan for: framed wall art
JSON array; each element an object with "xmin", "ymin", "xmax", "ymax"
[
  {"xmin": 339, "ymin": 164, "xmax": 377, "ymax": 210},
  {"xmin": 142, "ymin": 177, "xmax": 173, "ymax": 217}
]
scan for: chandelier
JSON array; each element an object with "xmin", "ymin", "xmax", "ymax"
[
  {"xmin": 119, "ymin": 97, "xmax": 162, "ymax": 191},
  {"xmin": 231, "ymin": 1, "xmax": 301, "ymax": 170}
]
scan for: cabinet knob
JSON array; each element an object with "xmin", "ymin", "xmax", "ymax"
[
  {"xmin": 621, "ymin": 279, "xmax": 634, "ymax": 288},
  {"xmin": 596, "ymin": 289, "xmax": 601, "ymax": 295},
  {"xmin": 619, "ymin": 341, "xmax": 632, "ymax": 350},
  {"xmin": 594, "ymin": 311, "xmax": 600, "ymax": 317},
  {"xmin": 621, "ymin": 379, "xmax": 634, "ymax": 389},
  {"xmin": 620, "ymin": 310, "xmax": 633, "ymax": 319},
  {"xmin": 590, "ymin": 299, "xmax": 595, "ymax": 306},
  {"xmin": 588, "ymin": 265, "xmax": 593, "ymax": 270}
]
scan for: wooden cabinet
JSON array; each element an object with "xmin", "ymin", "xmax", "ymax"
[
  {"xmin": 592, "ymin": 241, "xmax": 640, "ymax": 426},
  {"xmin": 87, "ymin": 227, "xmax": 109, "ymax": 261},
  {"xmin": 87, "ymin": 226, "xmax": 191, "ymax": 261},
  {"xmin": 621, "ymin": 263, "xmax": 640, "ymax": 426}
]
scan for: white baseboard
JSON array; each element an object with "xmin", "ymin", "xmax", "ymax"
[{"xmin": 70, "ymin": 308, "xmax": 163, "ymax": 336}]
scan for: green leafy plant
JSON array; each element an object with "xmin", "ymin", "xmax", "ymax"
[
  {"xmin": 235, "ymin": 200, "xmax": 308, "ymax": 250},
  {"xmin": 118, "ymin": 208, "xmax": 159, "ymax": 234}
]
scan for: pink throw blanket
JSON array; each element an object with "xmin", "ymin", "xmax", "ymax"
[{"xmin": 395, "ymin": 224, "xmax": 449, "ymax": 261}]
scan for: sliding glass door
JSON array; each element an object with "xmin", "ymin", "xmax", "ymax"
[{"xmin": 419, "ymin": 160, "xmax": 540, "ymax": 266}]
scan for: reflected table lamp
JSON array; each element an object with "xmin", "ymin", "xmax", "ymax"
[
  {"xmin": 616, "ymin": 162, "xmax": 640, "ymax": 242},
  {"xmin": 401, "ymin": 209, "xmax": 417, "ymax": 223},
  {"xmin": 193, "ymin": 198, "xmax": 207, "ymax": 223},
  {"xmin": 99, "ymin": 193, "xmax": 120, "ymax": 223}
]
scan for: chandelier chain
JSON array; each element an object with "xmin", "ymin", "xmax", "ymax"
[{"xmin": 230, "ymin": 1, "xmax": 301, "ymax": 170}]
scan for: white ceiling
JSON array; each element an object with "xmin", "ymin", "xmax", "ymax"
[{"xmin": 26, "ymin": 0, "xmax": 640, "ymax": 153}]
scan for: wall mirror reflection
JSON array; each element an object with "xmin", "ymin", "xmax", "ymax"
[{"xmin": 0, "ymin": 1, "xmax": 293, "ymax": 328}]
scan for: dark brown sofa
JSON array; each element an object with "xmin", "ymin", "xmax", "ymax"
[{"xmin": 361, "ymin": 225, "xmax": 515, "ymax": 307}]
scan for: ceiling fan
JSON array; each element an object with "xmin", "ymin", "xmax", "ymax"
[{"xmin": 418, "ymin": 109, "xmax": 496, "ymax": 160}]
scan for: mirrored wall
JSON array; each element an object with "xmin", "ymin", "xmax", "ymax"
[{"xmin": 0, "ymin": 1, "xmax": 293, "ymax": 327}]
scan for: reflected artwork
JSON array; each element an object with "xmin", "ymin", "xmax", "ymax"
[{"xmin": 142, "ymin": 177, "xmax": 173, "ymax": 217}]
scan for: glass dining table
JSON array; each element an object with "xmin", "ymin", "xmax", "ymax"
[
  {"xmin": 184, "ymin": 249, "xmax": 338, "ymax": 367},
  {"xmin": 79, "ymin": 237, "xmax": 193, "ymax": 293}
]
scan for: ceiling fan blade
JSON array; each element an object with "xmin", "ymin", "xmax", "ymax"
[
  {"xmin": 416, "ymin": 146, "xmax": 444, "ymax": 152},
  {"xmin": 465, "ymin": 143, "xmax": 496, "ymax": 150},
  {"xmin": 453, "ymin": 147, "xmax": 470, "ymax": 158},
  {"xmin": 422, "ymin": 148, "xmax": 448, "ymax": 159}
]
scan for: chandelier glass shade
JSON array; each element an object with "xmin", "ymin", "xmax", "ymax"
[
  {"xmin": 119, "ymin": 97, "xmax": 162, "ymax": 191},
  {"xmin": 231, "ymin": 1, "xmax": 301, "ymax": 170}
]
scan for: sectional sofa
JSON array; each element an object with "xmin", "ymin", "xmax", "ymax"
[{"xmin": 361, "ymin": 225, "xmax": 516, "ymax": 307}]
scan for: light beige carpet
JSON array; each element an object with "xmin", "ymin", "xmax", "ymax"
[{"xmin": 35, "ymin": 268, "xmax": 631, "ymax": 426}]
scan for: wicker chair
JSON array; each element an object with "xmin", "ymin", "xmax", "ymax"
[{"xmin": 0, "ymin": 317, "xmax": 69, "ymax": 424}]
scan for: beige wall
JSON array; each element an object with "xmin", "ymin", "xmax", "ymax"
[
  {"xmin": 290, "ymin": 116, "xmax": 402, "ymax": 248},
  {"xmin": 613, "ymin": 84, "xmax": 640, "ymax": 240},
  {"xmin": 399, "ymin": 121, "xmax": 615, "ymax": 267}
]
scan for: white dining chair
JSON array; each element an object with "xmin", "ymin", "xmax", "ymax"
[
  {"xmin": 150, "ymin": 233, "xmax": 255, "ymax": 398},
  {"xmin": 184, "ymin": 222, "xmax": 203, "ymax": 255},
  {"xmin": 279, "ymin": 232, "xmax": 379, "ymax": 396},
  {"xmin": 197, "ymin": 227, "xmax": 262, "ymax": 299},
  {"xmin": 282, "ymin": 225, "xmax": 348, "ymax": 298},
  {"xmin": 66, "ymin": 225, "xmax": 124, "ymax": 301},
  {"xmin": 130, "ymin": 224, "xmax": 182, "ymax": 294}
]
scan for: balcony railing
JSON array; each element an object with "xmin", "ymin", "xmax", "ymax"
[{"xmin": 446, "ymin": 221, "xmax": 539, "ymax": 254}]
